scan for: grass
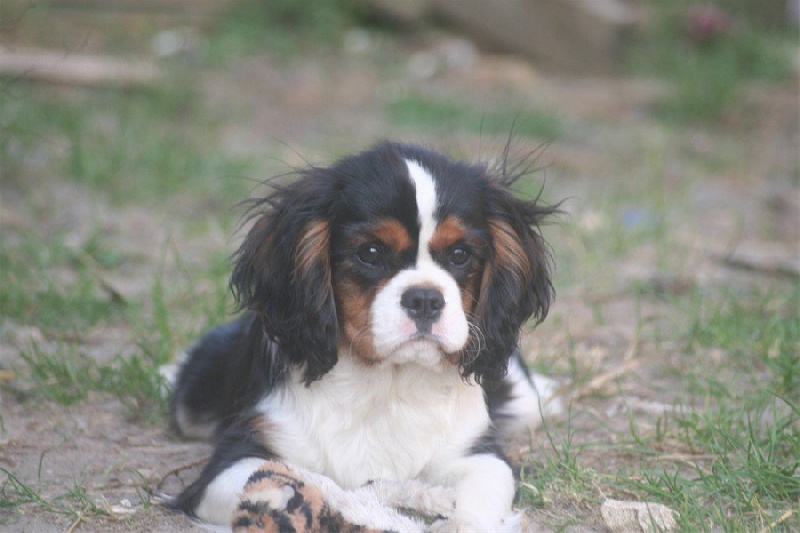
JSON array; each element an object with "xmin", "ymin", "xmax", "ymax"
[
  {"xmin": 0, "ymin": 467, "xmax": 108, "ymax": 526},
  {"xmin": 0, "ymin": 13, "xmax": 240, "ymax": 429},
  {"xmin": 685, "ymin": 287, "xmax": 800, "ymax": 396},
  {"xmin": 629, "ymin": 0, "xmax": 795, "ymax": 123},
  {"xmin": 207, "ymin": 0, "xmax": 365, "ymax": 61},
  {"xmin": 8, "ymin": 341, "xmax": 169, "ymax": 422},
  {"xmin": 619, "ymin": 395, "xmax": 799, "ymax": 530},
  {"xmin": 1, "ymin": 11, "xmax": 243, "ymax": 515},
  {"xmin": 516, "ymin": 120, "xmax": 797, "ymax": 529},
  {"xmin": 0, "ymin": 82, "xmax": 253, "ymax": 208},
  {"xmin": 0, "ymin": 225, "xmax": 232, "ymax": 419},
  {"xmin": 518, "ymin": 417, "xmax": 599, "ymax": 514},
  {"xmin": 522, "ymin": 285, "xmax": 800, "ymax": 531},
  {"xmin": 388, "ymin": 93, "xmax": 562, "ymax": 140},
  {"xmin": 0, "ymin": 234, "xmax": 126, "ymax": 330}
]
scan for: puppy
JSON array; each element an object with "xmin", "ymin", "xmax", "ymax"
[{"xmin": 168, "ymin": 142, "xmax": 560, "ymax": 531}]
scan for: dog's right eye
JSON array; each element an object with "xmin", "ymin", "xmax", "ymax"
[{"xmin": 357, "ymin": 244, "xmax": 384, "ymax": 267}]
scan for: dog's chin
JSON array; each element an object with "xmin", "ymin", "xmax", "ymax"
[{"xmin": 381, "ymin": 336, "xmax": 459, "ymax": 370}]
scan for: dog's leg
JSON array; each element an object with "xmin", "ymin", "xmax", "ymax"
[
  {"xmin": 363, "ymin": 478, "xmax": 455, "ymax": 519},
  {"xmin": 430, "ymin": 454, "xmax": 519, "ymax": 533},
  {"xmin": 168, "ymin": 313, "xmax": 275, "ymax": 439},
  {"xmin": 194, "ymin": 458, "xmax": 266, "ymax": 525},
  {"xmin": 491, "ymin": 351, "xmax": 563, "ymax": 440}
]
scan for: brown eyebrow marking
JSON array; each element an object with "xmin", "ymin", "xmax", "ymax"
[
  {"xmin": 429, "ymin": 215, "xmax": 467, "ymax": 252},
  {"xmin": 371, "ymin": 218, "xmax": 413, "ymax": 251}
]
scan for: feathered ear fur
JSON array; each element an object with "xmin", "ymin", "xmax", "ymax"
[
  {"xmin": 231, "ymin": 171, "xmax": 338, "ymax": 385},
  {"xmin": 464, "ymin": 170, "xmax": 559, "ymax": 385}
]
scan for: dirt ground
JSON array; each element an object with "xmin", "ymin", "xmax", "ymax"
[{"xmin": 1, "ymin": 25, "xmax": 798, "ymax": 533}]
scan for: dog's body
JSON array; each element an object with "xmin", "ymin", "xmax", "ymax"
[{"xmin": 168, "ymin": 142, "xmax": 560, "ymax": 531}]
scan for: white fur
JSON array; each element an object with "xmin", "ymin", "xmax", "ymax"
[
  {"xmin": 495, "ymin": 357, "xmax": 564, "ymax": 439},
  {"xmin": 258, "ymin": 357, "xmax": 486, "ymax": 488},
  {"xmin": 365, "ymin": 478, "xmax": 456, "ymax": 517},
  {"xmin": 194, "ymin": 457, "xmax": 265, "ymax": 525},
  {"xmin": 532, "ymin": 372, "xmax": 564, "ymax": 419},
  {"xmin": 427, "ymin": 454, "xmax": 517, "ymax": 532},
  {"xmin": 406, "ymin": 158, "xmax": 438, "ymax": 266}
]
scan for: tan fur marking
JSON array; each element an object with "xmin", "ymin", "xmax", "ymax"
[
  {"xmin": 248, "ymin": 413, "xmax": 275, "ymax": 437},
  {"xmin": 334, "ymin": 279, "xmax": 382, "ymax": 364},
  {"xmin": 488, "ymin": 218, "xmax": 532, "ymax": 281},
  {"xmin": 460, "ymin": 267, "xmax": 481, "ymax": 315},
  {"xmin": 429, "ymin": 215, "xmax": 466, "ymax": 254},
  {"xmin": 296, "ymin": 220, "xmax": 331, "ymax": 279},
  {"xmin": 466, "ymin": 259, "xmax": 495, "ymax": 359},
  {"xmin": 371, "ymin": 218, "xmax": 412, "ymax": 252}
]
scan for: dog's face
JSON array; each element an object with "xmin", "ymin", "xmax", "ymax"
[
  {"xmin": 333, "ymin": 157, "xmax": 487, "ymax": 370},
  {"xmin": 232, "ymin": 143, "xmax": 555, "ymax": 384}
]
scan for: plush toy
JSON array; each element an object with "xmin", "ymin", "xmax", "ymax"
[{"xmin": 231, "ymin": 460, "xmax": 457, "ymax": 533}]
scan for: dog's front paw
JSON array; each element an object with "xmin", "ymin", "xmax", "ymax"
[
  {"xmin": 427, "ymin": 512, "xmax": 521, "ymax": 533},
  {"xmin": 364, "ymin": 478, "xmax": 456, "ymax": 518},
  {"xmin": 428, "ymin": 517, "xmax": 458, "ymax": 533},
  {"xmin": 417, "ymin": 484, "xmax": 456, "ymax": 517},
  {"xmin": 428, "ymin": 518, "xmax": 484, "ymax": 533}
]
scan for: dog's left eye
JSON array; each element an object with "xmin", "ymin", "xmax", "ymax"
[
  {"xmin": 448, "ymin": 245, "xmax": 472, "ymax": 268},
  {"xmin": 357, "ymin": 244, "xmax": 384, "ymax": 268}
]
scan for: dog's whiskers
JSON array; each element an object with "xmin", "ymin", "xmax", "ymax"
[
  {"xmin": 459, "ymin": 320, "xmax": 485, "ymax": 366},
  {"xmin": 346, "ymin": 325, "xmax": 372, "ymax": 361}
]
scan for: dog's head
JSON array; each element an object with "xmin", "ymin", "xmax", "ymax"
[{"xmin": 232, "ymin": 142, "xmax": 556, "ymax": 385}]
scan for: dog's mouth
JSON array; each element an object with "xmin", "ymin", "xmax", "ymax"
[
  {"xmin": 410, "ymin": 331, "xmax": 442, "ymax": 342},
  {"xmin": 382, "ymin": 333, "xmax": 463, "ymax": 368},
  {"xmin": 399, "ymin": 332, "xmax": 448, "ymax": 351}
]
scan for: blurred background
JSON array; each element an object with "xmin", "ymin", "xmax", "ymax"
[{"xmin": 1, "ymin": 1, "xmax": 798, "ymax": 531}]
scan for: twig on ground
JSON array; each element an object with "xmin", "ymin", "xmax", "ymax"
[
  {"xmin": 65, "ymin": 503, "xmax": 92, "ymax": 533},
  {"xmin": 716, "ymin": 252, "xmax": 800, "ymax": 280},
  {"xmin": 153, "ymin": 456, "xmax": 209, "ymax": 493},
  {"xmin": 72, "ymin": 248, "xmax": 127, "ymax": 305},
  {"xmin": 571, "ymin": 329, "xmax": 642, "ymax": 401},
  {"xmin": 757, "ymin": 508, "xmax": 796, "ymax": 533}
]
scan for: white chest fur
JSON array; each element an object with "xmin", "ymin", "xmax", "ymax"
[{"xmin": 257, "ymin": 356, "xmax": 489, "ymax": 489}]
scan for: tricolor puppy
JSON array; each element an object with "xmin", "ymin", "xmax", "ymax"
[{"xmin": 168, "ymin": 142, "xmax": 560, "ymax": 531}]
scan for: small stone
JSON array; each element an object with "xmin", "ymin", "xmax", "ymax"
[{"xmin": 601, "ymin": 499, "xmax": 679, "ymax": 532}]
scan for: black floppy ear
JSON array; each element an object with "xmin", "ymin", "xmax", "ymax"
[
  {"xmin": 231, "ymin": 172, "xmax": 337, "ymax": 384},
  {"xmin": 465, "ymin": 179, "xmax": 557, "ymax": 385}
]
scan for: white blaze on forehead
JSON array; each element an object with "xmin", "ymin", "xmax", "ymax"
[{"xmin": 404, "ymin": 159, "xmax": 438, "ymax": 264}]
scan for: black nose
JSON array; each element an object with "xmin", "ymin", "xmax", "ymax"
[{"xmin": 400, "ymin": 286, "xmax": 445, "ymax": 332}]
